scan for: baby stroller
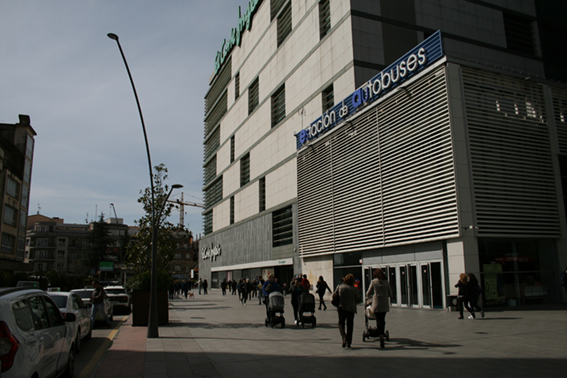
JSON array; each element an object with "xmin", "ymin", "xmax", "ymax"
[
  {"xmin": 265, "ymin": 291, "xmax": 285, "ymax": 328},
  {"xmin": 362, "ymin": 301, "xmax": 389, "ymax": 348},
  {"xmin": 298, "ymin": 293, "xmax": 317, "ymax": 328}
]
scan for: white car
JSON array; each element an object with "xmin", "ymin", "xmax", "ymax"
[
  {"xmin": 48, "ymin": 291, "xmax": 92, "ymax": 353},
  {"xmin": 105, "ymin": 286, "xmax": 131, "ymax": 314},
  {"xmin": 70, "ymin": 288, "xmax": 113, "ymax": 324},
  {"xmin": 0, "ymin": 287, "xmax": 76, "ymax": 378}
]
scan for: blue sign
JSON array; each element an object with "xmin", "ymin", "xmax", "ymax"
[{"xmin": 295, "ymin": 31, "xmax": 444, "ymax": 150}]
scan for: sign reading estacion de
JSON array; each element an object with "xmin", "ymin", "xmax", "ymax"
[{"xmin": 295, "ymin": 31, "xmax": 444, "ymax": 150}]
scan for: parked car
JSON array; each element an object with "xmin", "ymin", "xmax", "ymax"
[
  {"xmin": 105, "ymin": 285, "xmax": 131, "ymax": 314},
  {"xmin": 70, "ymin": 288, "xmax": 113, "ymax": 323},
  {"xmin": 48, "ymin": 291, "xmax": 93, "ymax": 353},
  {"xmin": 0, "ymin": 287, "xmax": 76, "ymax": 378}
]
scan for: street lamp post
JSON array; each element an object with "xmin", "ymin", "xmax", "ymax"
[{"xmin": 107, "ymin": 32, "xmax": 160, "ymax": 338}]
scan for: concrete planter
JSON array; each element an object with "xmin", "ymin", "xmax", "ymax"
[{"xmin": 131, "ymin": 290, "xmax": 169, "ymax": 326}]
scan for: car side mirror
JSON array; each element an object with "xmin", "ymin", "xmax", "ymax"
[{"xmin": 65, "ymin": 313, "xmax": 76, "ymax": 322}]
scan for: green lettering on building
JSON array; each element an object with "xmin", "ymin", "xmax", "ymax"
[{"xmin": 214, "ymin": 0, "xmax": 262, "ymax": 75}]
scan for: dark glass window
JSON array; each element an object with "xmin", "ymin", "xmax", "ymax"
[
  {"xmin": 259, "ymin": 177, "xmax": 266, "ymax": 212},
  {"xmin": 235, "ymin": 72, "xmax": 240, "ymax": 100},
  {"xmin": 203, "ymin": 211, "xmax": 213, "ymax": 235},
  {"xmin": 277, "ymin": 2, "xmax": 292, "ymax": 47},
  {"xmin": 319, "ymin": 0, "xmax": 331, "ymax": 39},
  {"xmin": 272, "ymin": 84, "xmax": 286, "ymax": 127},
  {"xmin": 271, "ymin": 0, "xmax": 285, "ymax": 21},
  {"xmin": 230, "ymin": 196, "xmax": 235, "ymax": 225},
  {"xmin": 230, "ymin": 135, "xmax": 235, "ymax": 163},
  {"xmin": 322, "ymin": 84, "xmax": 334, "ymax": 113},
  {"xmin": 248, "ymin": 77, "xmax": 259, "ymax": 115},
  {"xmin": 503, "ymin": 12, "xmax": 535, "ymax": 55},
  {"xmin": 272, "ymin": 205, "xmax": 293, "ymax": 247},
  {"xmin": 240, "ymin": 153, "xmax": 250, "ymax": 187}
]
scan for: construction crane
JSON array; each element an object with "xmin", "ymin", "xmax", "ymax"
[{"xmin": 167, "ymin": 192, "xmax": 204, "ymax": 227}]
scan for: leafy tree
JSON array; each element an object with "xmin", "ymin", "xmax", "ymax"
[
  {"xmin": 126, "ymin": 164, "xmax": 190, "ymax": 278},
  {"xmin": 84, "ymin": 214, "xmax": 114, "ymax": 273}
]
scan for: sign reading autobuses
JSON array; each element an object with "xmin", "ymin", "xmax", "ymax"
[{"xmin": 295, "ymin": 31, "xmax": 444, "ymax": 150}]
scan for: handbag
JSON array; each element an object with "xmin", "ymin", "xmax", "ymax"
[{"xmin": 331, "ymin": 291, "xmax": 340, "ymax": 307}]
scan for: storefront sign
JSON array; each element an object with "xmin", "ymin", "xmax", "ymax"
[
  {"xmin": 295, "ymin": 31, "xmax": 444, "ymax": 150},
  {"xmin": 214, "ymin": 0, "xmax": 263, "ymax": 75},
  {"xmin": 201, "ymin": 244, "xmax": 222, "ymax": 261}
]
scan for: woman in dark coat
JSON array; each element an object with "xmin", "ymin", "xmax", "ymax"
[
  {"xmin": 467, "ymin": 273, "xmax": 484, "ymax": 318},
  {"xmin": 316, "ymin": 276, "xmax": 332, "ymax": 310},
  {"xmin": 333, "ymin": 273, "xmax": 361, "ymax": 348},
  {"xmin": 366, "ymin": 269, "xmax": 392, "ymax": 336},
  {"xmin": 455, "ymin": 273, "xmax": 473, "ymax": 319},
  {"xmin": 291, "ymin": 277, "xmax": 305, "ymax": 325}
]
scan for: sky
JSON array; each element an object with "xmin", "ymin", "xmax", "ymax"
[{"xmin": 0, "ymin": 0, "xmax": 251, "ymax": 237}]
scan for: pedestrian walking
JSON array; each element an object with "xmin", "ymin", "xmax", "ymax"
[
  {"xmin": 332, "ymin": 273, "xmax": 361, "ymax": 348},
  {"xmin": 467, "ymin": 273, "xmax": 484, "ymax": 318},
  {"xmin": 238, "ymin": 279, "xmax": 249, "ymax": 305},
  {"xmin": 232, "ymin": 280, "xmax": 237, "ymax": 295},
  {"xmin": 366, "ymin": 269, "xmax": 392, "ymax": 337},
  {"xmin": 91, "ymin": 280, "xmax": 111, "ymax": 328},
  {"xmin": 291, "ymin": 277, "xmax": 305, "ymax": 324},
  {"xmin": 301, "ymin": 274, "xmax": 311, "ymax": 292},
  {"xmin": 258, "ymin": 278, "xmax": 265, "ymax": 305},
  {"xmin": 263, "ymin": 274, "xmax": 281, "ymax": 317},
  {"xmin": 316, "ymin": 276, "xmax": 332, "ymax": 310},
  {"xmin": 198, "ymin": 278, "xmax": 203, "ymax": 295},
  {"xmin": 455, "ymin": 273, "xmax": 474, "ymax": 319},
  {"xmin": 203, "ymin": 279, "xmax": 208, "ymax": 294}
]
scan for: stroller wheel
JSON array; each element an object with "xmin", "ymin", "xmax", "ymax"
[
  {"xmin": 362, "ymin": 332, "xmax": 366, "ymax": 342},
  {"xmin": 312, "ymin": 318, "xmax": 316, "ymax": 328},
  {"xmin": 281, "ymin": 319, "xmax": 285, "ymax": 328},
  {"xmin": 385, "ymin": 330, "xmax": 390, "ymax": 341},
  {"xmin": 265, "ymin": 319, "xmax": 268, "ymax": 327},
  {"xmin": 380, "ymin": 334, "xmax": 385, "ymax": 349}
]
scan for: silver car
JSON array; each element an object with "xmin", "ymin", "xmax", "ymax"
[
  {"xmin": 0, "ymin": 287, "xmax": 76, "ymax": 378},
  {"xmin": 48, "ymin": 291, "xmax": 93, "ymax": 353}
]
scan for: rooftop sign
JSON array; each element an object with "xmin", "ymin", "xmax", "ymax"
[
  {"xmin": 214, "ymin": 0, "xmax": 263, "ymax": 76},
  {"xmin": 295, "ymin": 31, "xmax": 444, "ymax": 150}
]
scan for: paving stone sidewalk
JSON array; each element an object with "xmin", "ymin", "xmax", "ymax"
[{"xmin": 93, "ymin": 290, "xmax": 567, "ymax": 378}]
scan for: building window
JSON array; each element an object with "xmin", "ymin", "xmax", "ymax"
[
  {"xmin": 319, "ymin": 0, "xmax": 331, "ymax": 39},
  {"xmin": 248, "ymin": 77, "xmax": 259, "ymax": 115},
  {"xmin": 24, "ymin": 160, "xmax": 31, "ymax": 184},
  {"xmin": 277, "ymin": 2, "xmax": 292, "ymax": 47},
  {"xmin": 70, "ymin": 252, "xmax": 76, "ymax": 260},
  {"xmin": 3, "ymin": 205, "xmax": 17, "ymax": 227},
  {"xmin": 271, "ymin": 0, "xmax": 285, "ymax": 21},
  {"xmin": 240, "ymin": 153, "xmax": 250, "ymax": 187},
  {"xmin": 35, "ymin": 262, "xmax": 47, "ymax": 272},
  {"xmin": 204, "ymin": 175, "xmax": 223, "ymax": 209},
  {"xmin": 503, "ymin": 12, "xmax": 535, "ymax": 55},
  {"xmin": 58, "ymin": 238, "xmax": 66, "ymax": 245},
  {"xmin": 35, "ymin": 250, "xmax": 48, "ymax": 259},
  {"xmin": 6, "ymin": 177, "xmax": 19, "ymax": 199},
  {"xmin": 259, "ymin": 177, "xmax": 266, "ymax": 212},
  {"xmin": 56, "ymin": 262, "xmax": 65, "ymax": 271},
  {"xmin": 230, "ymin": 196, "xmax": 235, "ymax": 225},
  {"xmin": 235, "ymin": 72, "xmax": 240, "ymax": 100},
  {"xmin": 271, "ymin": 84, "xmax": 286, "ymax": 127},
  {"xmin": 1, "ymin": 233, "xmax": 15, "ymax": 254},
  {"xmin": 26, "ymin": 134, "xmax": 34, "ymax": 159},
  {"xmin": 322, "ymin": 84, "xmax": 334, "ymax": 113},
  {"xmin": 204, "ymin": 211, "xmax": 213, "ymax": 235},
  {"xmin": 57, "ymin": 250, "xmax": 65, "ymax": 257},
  {"xmin": 273, "ymin": 205, "xmax": 293, "ymax": 247},
  {"xmin": 204, "ymin": 156, "xmax": 217, "ymax": 186},
  {"xmin": 230, "ymin": 135, "xmax": 235, "ymax": 163}
]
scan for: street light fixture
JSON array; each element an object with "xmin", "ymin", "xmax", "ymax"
[{"xmin": 107, "ymin": 32, "xmax": 161, "ymax": 338}]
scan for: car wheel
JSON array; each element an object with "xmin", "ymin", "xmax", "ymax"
[
  {"xmin": 62, "ymin": 344, "xmax": 75, "ymax": 378},
  {"xmin": 75, "ymin": 328, "xmax": 81, "ymax": 354}
]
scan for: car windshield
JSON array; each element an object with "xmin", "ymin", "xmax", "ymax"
[
  {"xmin": 72, "ymin": 290, "xmax": 93, "ymax": 299},
  {"xmin": 50, "ymin": 295, "xmax": 68, "ymax": 308},
  {"xmin": 106, "ymin": 289, "xmax": 126, "ymax": 295}
]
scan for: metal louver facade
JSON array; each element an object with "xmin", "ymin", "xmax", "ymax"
[
  {"xmin": 462, "ymin": 67, "xmax": 561, "ymax": 237},
  {"xmin": 297, "ymin": 66, "xmax": 459, "ymax": 257}
]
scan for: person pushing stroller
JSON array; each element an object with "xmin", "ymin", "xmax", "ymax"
[{"xmin": 365, "ymin": 269, "xmax": 392, "ymax": 347}]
